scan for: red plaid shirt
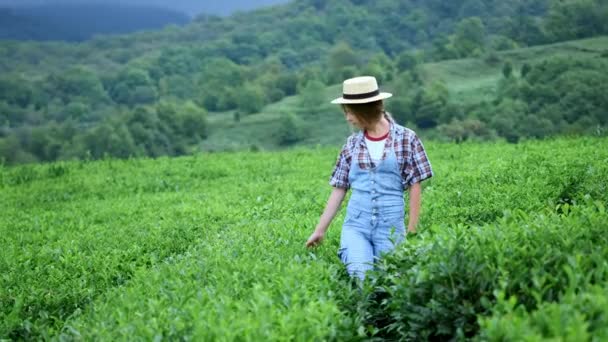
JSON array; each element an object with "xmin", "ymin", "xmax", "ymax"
[{"xmin": 329, "ymin": 114, "xmax": 433, "ymax": 189}]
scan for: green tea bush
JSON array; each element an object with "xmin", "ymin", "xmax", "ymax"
[
  {"xmin": 358, "ymin": 202, "xmax": 608, "ymax": 340},
  {"xmin": 2, "ymin": 138, "xmax": 607, "ymax": 340},
  {"xmin": 478, "ymin": 284, "xmax": 608, "ymax": 341},
  {"xmin": 421, "ymin": 139, "xmax": 608, "ymax": 227}
]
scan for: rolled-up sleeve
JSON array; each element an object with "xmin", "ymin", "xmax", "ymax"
[
  {"xmin": 403, "ymin": 134, "xmax": 433, "ymax": 188},
  {"xmin": 329, "ymin": 144, "xmax": 351, "ymax": 189}
]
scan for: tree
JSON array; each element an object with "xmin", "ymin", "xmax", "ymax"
[
  {"xmin": 65, "ymin": 102, "xmax": 90, "ymax": 121},
  {"xmin": 177, "ymin": 101, "xmax": 208, "ymax": 141},
  {"xmin": 458, "ymin": 0, "xmax": 487, "ymax": 18},
  {"xmin": 360, "ymin": 52, "xmax": 395, "ymax": 83},
  {"xmin": 83, "ymin": 122, "xmax": 138, "ymax": 159},
  {"xmin": 438, "ymin": 119, "xmax": 467, "ymax": 143},
  {"xmin": 276, "ymin": 112, "xmax": 307, "ymax": 146},
  {"xmin": 489, "ymin": 35, "xmax": 519, "ymax": 51},
  {"xmin": 109, "ymin": 67, "xmax": 157, "ymax": 106},
  {"xmin": 412, "ymin": 82, "xmax": 449, "ymax": 129},
  {"xmin": 45, "ymin": 66, "xmax": 108, "ymax": 105},
  {"xmin": 276, "ymin": 73, "xmax": 298, "ymax": 97},
  {"xmin": 453, "ymin": 17, "xmax": 486, "ymax": 57},
  {"xmin": 386, "ymin": 72, "xmax": 418, "ymax": 124},
  {"xmin": 395, "ymin": 51, "xmax": 420, "ymax": 73},
  {"xmin": 328, "ymin": 42, "xmax": 360, "ymax": 84},
  {"xmin": 489, "ymin": 99, "xmax": 528, "ymax": 143},
  {"xmin": 439, "ymin": 118, "xmax": 491, "ymax": 143},
  {"xmin": 236, "ymin": 84, "xmax": 265, "ymax": 115},
  {"xmin": 298, "ymin": 80, "xmax": 327, "ymax": 116},
  {"xmin": 520, "ymin": 114, "xmax": 554, "ymax": 138},
  {"xmin": 544, "ymin": 0, "xmax": 608, "ymax": 42},
  {"xmin": 0, "ymin": 75, "xmax": 32, "ymax": 108},
  {"xmin": 157, "ymin": 47, "xmax": 200, "ymax": 76},
  {"xmin": 506, "ymin": 13, "xmax": 546, "ymax": 45},
  {"xmin": 521, "ymin": 63, "xmax": 532, "ymax": 78},
  {"xmin": 502, "ymin": 61, "xmax": 514, "ymax": 78},
  {"xmin": 158, "ymin": 74, "xmax": 196, "ymax": 100},
  {"xmin": 0, "ymin": 134, "xmax": 37, "ymax": 164}
]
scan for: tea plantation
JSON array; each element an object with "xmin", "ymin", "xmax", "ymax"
[{"xmin": 2, "ymin": 138, "xmax": 607, "ymax": 340}]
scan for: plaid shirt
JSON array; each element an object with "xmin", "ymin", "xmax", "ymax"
[{"xmin": 329, "ymin": 114, "xmax": 433, "ymax": 189}]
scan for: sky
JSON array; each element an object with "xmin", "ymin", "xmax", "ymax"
[{"xmin": 0, "ymin": 0, "xmax": 291, "ymax": 16}]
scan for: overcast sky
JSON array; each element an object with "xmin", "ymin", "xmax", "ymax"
[{"xmin": 0, "ymin": 0, "xmax": 291, "ymax": 16}]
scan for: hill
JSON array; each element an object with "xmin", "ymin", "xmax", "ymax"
[
  {"xmin": 202, "ymin": 36, "xmax": 608, "ymax": 150},
  {"xmin": 419, "ymin": 36, "xmax": 608, "ymax": 105},
  {"xmin": 1, "ymin": 0, "xmax": 607, "ymax": 164}
]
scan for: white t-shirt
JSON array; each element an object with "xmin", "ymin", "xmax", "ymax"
[{"xmin": 365, "ymin": 131, "xmax": 388, "ymax": 163}]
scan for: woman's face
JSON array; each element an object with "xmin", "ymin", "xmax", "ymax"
[{"xmin": 344, "ymin": 110, "xmax": 364, "ymax": 129}]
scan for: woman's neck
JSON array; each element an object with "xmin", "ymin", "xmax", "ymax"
[{"xmin": 365, "ymin": 116, "xmax": 389, "ymax": 138}]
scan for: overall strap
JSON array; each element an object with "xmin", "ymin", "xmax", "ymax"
[{"xmin": 350, "ymin": 132, "xmax": 364, "ymax": 168}]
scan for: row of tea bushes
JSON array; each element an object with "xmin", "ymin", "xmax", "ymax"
[
  {"xmin": 478, "ymin": 283, "xmax": 608, "ymax": 341},
  {"xmin": 357, "ymin": 201, "xmax": 608, "ymax": 340}
]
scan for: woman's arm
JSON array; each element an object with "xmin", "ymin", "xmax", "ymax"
[
  {"xmin": 306, "ymin": 187, "xmax": 347, "ymax": 247},
  {"xmin": 407, "ymin": 182, "xmax": 421, "ymax": 234}
]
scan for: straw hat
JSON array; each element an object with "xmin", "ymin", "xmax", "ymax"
[{"xmin": 330, "ymin": 76, "xmax": 393, "ymax": 104}]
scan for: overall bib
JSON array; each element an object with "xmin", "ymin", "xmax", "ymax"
[{"xmin": 339, "ymin": 140, "xmax": 406, "ymax": 280}]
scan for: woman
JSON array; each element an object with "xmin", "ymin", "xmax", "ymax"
[{"xmin": 305, "ymin": 76, "xmax": 433, "ymax": 280}]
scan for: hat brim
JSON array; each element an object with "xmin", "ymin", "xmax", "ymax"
[{"xmin": 330, "ymin": 92, "xmax": 392, "ymax": 104}]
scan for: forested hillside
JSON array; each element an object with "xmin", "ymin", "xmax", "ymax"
[{"xmin": 1, "ymin": 0, "xmax": 607, "ymax": 164}]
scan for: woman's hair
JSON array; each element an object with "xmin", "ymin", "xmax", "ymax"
[{"xmin": 341, "ymin": 100, "xmax": 384, "ymax": 126}]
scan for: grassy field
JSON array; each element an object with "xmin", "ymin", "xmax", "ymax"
[
  {"xmin": 419, "ymin": 36, "xmax": 608, "ymax": 105},
  {"xmin": 203, "ymin": 36, "xmax": 608, "ymax": 151},
  {"xmin": 2, "ymin": 137, "xmax": 608, "ymax": 340},
  {"xmin": 204, "ymin": 83, "xmax": 349, "ymax": 151}
]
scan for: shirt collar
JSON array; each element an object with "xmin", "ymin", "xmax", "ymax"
[{"xmin": 357, "ymin": 112, "xmax": 394, "ymax": 146}]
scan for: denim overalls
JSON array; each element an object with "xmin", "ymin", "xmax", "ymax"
[{"xmin": 339, "ymin": 136, "xmax": 406, "ymax": 280}]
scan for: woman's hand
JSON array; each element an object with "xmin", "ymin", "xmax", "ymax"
[
  {"xmin": 306, "ymin": 187, "xmax": 346, "ymax": 248},
  {"xmin": 306, "ymin": 230, "xmax": 325, "ymax": 248}
]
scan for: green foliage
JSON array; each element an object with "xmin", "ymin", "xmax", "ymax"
[
  {"xmin": 236, "ymin": 83, "xmax": 265, "ymax": 114},
  {"xmin": 438, "ymin": 118, "xmax": 493, "ymax": 142},
  {"xmin": 1, "ymin": 0, "xmax": 608, "ymax": 164},
  {"xmin": 521, "ymin": 62, "xmax": 532, "ymax": 77},
  {"xmin": 45, "ymin": 66, "xmax": 108, "ymax": 106},
  {"xmin": 479, "ymin": 285, "xmax": 608, "ymax": 340},
  {"xmin": 362, "ymin": 204, "xmax": 608, "ymax": 340},
  {"xmin": 517, "ymin": 56, "xmax": 608, "ymax": 128},
  {"xmin": 362, "ymin": 52, "xmax": 395, "ymax": 83},
  {"xmin": 544, "ymin": 0, "xmax": 608, "ymax": 42},
  {"xmin": 411, "ymin": 82, "xmax": 450, "ymax": 129},
  {"xmin": 109, "ymin": 67, "xmax": 157, "ymax": 106},
  {"xmin": 453, "ymin": 17, "xmax": 487, "ymax": 58},
  {"xmin": 1, "ymin": 138, "xmax": 607, "ymax": 340},
  {"xmin": 395, "ymin": 51, "xmax": 421, "ymax": 73},
  {"xmin": 0, "ymin": 147, "xmax": 361, "ymax": 340},
  {"xmin": 328, "ymin": 42, "xmax": 361, "ymax": 84},
  {"xmin": 297, "ymin": 80, "xmax": 329, "ymax": 116},
  {"xmin": 488, "ymin": 99, "xmax": 528, "ymax": 142},
  {"xmin": 275, "ymin": 112, "xmax": 309, "ymax": 146},
  {"xmin": 0, "ymin": 74, "xmax": 33, "ymax": 108},
  {"xmin": 352, "ymin": 139, "xmax": 608, "ymax": 340},
  {"xmin": 502, "ymin": 61, "xmax": 513, "ymax": 78},
  {"xmin": 157, "ymin": 100, "xmax": 208, "ymax": 142}
]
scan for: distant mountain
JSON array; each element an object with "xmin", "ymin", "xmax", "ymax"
[
  {"xmin": 0, "ymin": 3, "xmax": 190, "ymax": 41},
  {"xmin": 0, "ymin": 0, "xmax": 291, "ymax": 17}
]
